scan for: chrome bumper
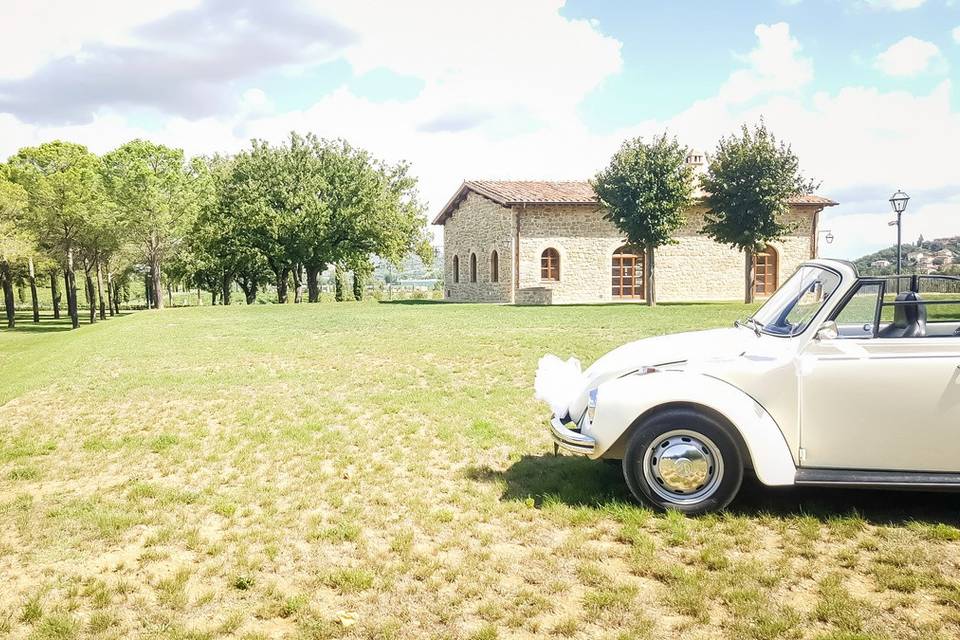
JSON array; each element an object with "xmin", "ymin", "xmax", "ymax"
[{"xmin": 550, "ymin": 416, "xmax": 596, "ymax": 455}]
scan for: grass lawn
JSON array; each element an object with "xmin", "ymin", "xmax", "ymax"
[{"xmin": 2, "ymin": 301, "xmax": 959, "ymax": 640}]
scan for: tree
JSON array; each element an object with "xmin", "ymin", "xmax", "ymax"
[
  {"xmin": 74, "ymin": 196, "xmax": 122, "ymax": 323},
  {"xmin": 101, "ymin": 140, "xmax": 202, "ymax": 310},
  {"xmin": 219, "ymin": 136, "xmax": 326, "ymax": 304},
  {"xmin": 8, "ymin": 142, "xmax": 105, "ymax": 328},
  {"xmin": 592, "ymin": 133, "xmax": 694, "ymax": 305},
  {"xmin": 334, "ymin": 264, "xmax": 347, "ymax": 302},
  {"xmin": 0, "ymin": 173, "xmax": 30, "ymax": 328},
  {"xmin": 700, "ymin": 122, "xmax": 817, "ymax": 303},
  {"xmin": 320, "ymin": 145, "xmax": 431, "ymax": 297},
  {"xmin": 351, "ymin": 259, "xmax": 372, "ymax": 301}
]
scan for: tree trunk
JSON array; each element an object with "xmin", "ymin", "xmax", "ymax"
[
  {"xmin": 85, "ymin": 272, "xmax": 96, "ymax": 324},
  {"xmin": 96, "ymin": 261, "xmax": 106, "ymax": 320},
  {"xmin": 211, "ymin": 289, "xmax": 219, "ymax": 306},
  {"xmin": 352, "ymin": 270, "xmax": 364, "ymax": 301},
  {"xmin": 151, "ymin": 258, "xmax": 164, "ymax": 310},
  {"xmin": 50, "ymin": 271, "xmax": 61, "ymax": 319},
  {"xmin": 276, "ymin": 268, "xmax": 290, "ymax": 304},
  {"xmin": 1, "ymin": 263, "xmax": 15, "ymax": 329},
  {"xmin": 144, "ymin": 274, "xmax": 152, "ymax": 309},
  {"xmin": 306, "ymin": 265, "xmax": 321, "ymax": 303},
  {"xmin": 744, "ymin": 248, "xmax": 755, "ymax": 304},
  {"xmin": 221, "ymin": 274, "xmax": 232, "ymax": 306},
  {"xmin": 64, "ymin": 269, "xmax": 72, "ymax": 327},
  {"xmin": 106, "ymin": 271, "xmax": 115, "ymax": 317},
  {"xmin": 67, "ymin": 250, "xmax": 79, "ymax": 329},
  {"xmin": 645, "ymin": 245, "xmax": 656, "ymax": 307},
  {"xmin": 166, "ymin": 281, "xmax": 173, "ymax": 308},
  {"xmin": 292, "ymin": 264, "xmax": 303, "ymax": 304},
  {"xmin": 239, "ymin": 277, "xmax": 258, "ymax": 304},
  {"xmin": 334, "ymin": 265, "xmax": 346, "ymax": 302},
  {"xmin": 28, "ymin": 257, "xmax": 40, "ymax": 323}
]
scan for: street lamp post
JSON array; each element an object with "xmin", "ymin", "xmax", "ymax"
[{"xmin": 889, "ymin": 190, "xmax": 910, "ymax": 276}]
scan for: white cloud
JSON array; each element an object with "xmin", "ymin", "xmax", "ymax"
[
  {"xmin": 718, "ymin": 22, "xmax": 813, "ymax": 103},
  {"xmin": 317, "ymin": 0, "xmax": 622, "ymax": 130},
  {"xmin": 953, "ymin": 26, "xmax": 960, "ymax": 43},
  {"xmin": 0, "ymin": 9, "xmax": 957, "ymax": 260},
  {"xmin": 861, "ymin": 0, "xmax": 926, "ymax": 10},
  {"xmin": 0, "ymin": 0, "xmax": 199, "ymax": 79},
  {"xmin": 0, "ymin": 0, "xmax": 624, "ymax": 219},
  {"xmin": 875, "ymin": 37, "xmax": 943, "ymax": 76}
]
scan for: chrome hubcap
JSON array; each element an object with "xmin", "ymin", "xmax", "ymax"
[{"xmin": 642, "ymin": 430, "xmax": 723, "ymax": 505}]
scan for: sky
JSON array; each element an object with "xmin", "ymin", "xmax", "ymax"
[{"xmin": 0, "ymin": 0, "xmax": 958, "ymax": 259}]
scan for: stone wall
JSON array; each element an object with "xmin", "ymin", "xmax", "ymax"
[
  {"xmin": 515, "ymin": 287, "xmax": 553, "ymax": 305},
  {"xmin": 442, "ymin": 191, "xmax": 515, "ymax": 302},
  {"xmin": 517, "ymin": 204, "xmax": 626, "ymax": 304},
  {"xmin": 514, "ymin": 203, "xmax": 816, "ymax": 304},
  {"xmin": 655, "ymin": 206, "xmax": 815, "ymax": 301},
  {"xmin": 439, "ymin": 194, "xmax": 819, "ymax": 304}
]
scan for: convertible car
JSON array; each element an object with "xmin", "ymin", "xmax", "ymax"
[{"xmin": 536, "ymin": 259, "xmax": 960, "ymax": 514}]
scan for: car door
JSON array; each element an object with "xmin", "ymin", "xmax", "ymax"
[{"xmin": 799, "ymin": 281, "xmax": 960, "ymax": 472}]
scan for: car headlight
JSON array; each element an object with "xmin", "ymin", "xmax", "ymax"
[{"xmin": 586, "ymin": 388, "xmax": 598, "ymax": 422}]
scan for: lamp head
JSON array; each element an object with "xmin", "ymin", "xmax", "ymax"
[{"xmin": 889, "ymin": 190, "xmax": 910, "ymax": 214}]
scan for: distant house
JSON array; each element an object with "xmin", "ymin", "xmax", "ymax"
[
  {"xmin": 870, "ymin": 259, "xmax": 892, "ymax": 268},
  {"xmin": 432, "ymin": 164, "xmax": 837, "ymax": 304}
]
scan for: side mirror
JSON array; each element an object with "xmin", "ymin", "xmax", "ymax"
[{"xmin": 815, "ymin": 320, "xmax": 839, "ymax": 341}]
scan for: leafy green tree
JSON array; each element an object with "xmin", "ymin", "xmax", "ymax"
[
  {"xmin": 351, "ymin": 258, "xmax": 373, "ymax": 301},
  {"xmin": 301, "ymin": 138, "xmax": 430, "ymax": 303},
  {"xmin": 334, "ymin": 263, "xmax": 347, "ymax": 302},
  {"xmin": 324, "ymin": 150, "xmax": 432, "ymax": 298},
  {"xmin": 101, "ymin": 140, "xmax": 203, "ymax": 310},
  {"xmin": 219, "ymin": 135, "xmax": 325, "ymax": 303},
  {"xmin": 701, "ymin": 122, "xmax": 817, "ymax": 303},
  {"xmin": 592, "ymin": 133, "xmax": 694, "ymax": 305},
  {"xmin": 0, "ymin": 172, "xmax": 30, "ymax": 328},
  {"xmin": 216, "ymin": 133, "xmax": 429, "ymax": 305},
  {"xmin": 8, "ymin": 142, "xmax": 105, "ymax": 328},
  {"xmin": 75, "ymin": 196, "xmax": 122, "ymax": 322}
]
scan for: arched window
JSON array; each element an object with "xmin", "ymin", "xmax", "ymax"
[
  {"xmin": 541, "ymin": 248, "xmax": 560, "ymax": 281},
  {"xmin": 452, "ymin": 255, "xmax": 459, "ymax": 283},
  {"xmin": 612, "ymin": 245, "xmax": 645, "ymax": 299},
  {"xmin": 490, "ymin": 251, "xmax": 499, "ymax": 283},
  {"xmin": 469, "ymin": 253, "xmax": 477, "ymax": 283},
  {"xmin": 753, "ymin": 245, "xmax": 778, "ymax": 296}
]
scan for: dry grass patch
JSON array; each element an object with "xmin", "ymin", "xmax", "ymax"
[{"xmin": 2, "ymin": 302, "xmax": 959, "ymax": 638}]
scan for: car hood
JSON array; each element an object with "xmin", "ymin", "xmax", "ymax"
[{"xmin": 567, "ymin": 327, "xmax": 759, "ymax": 421}]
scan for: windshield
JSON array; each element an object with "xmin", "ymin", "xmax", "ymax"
[{"xmin": 751, "ymin": 265, "xmax": 841, "ymax": 336}]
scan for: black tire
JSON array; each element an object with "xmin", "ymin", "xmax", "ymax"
[{"xmin": 622, "ymin": 407, "xmax": 744, "ymax": 515}]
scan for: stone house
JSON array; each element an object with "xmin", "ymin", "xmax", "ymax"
[{"xmin": 433, "ymin": 178, "xmax": 837, "ymax": 304}]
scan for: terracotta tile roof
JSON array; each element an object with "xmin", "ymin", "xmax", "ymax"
[
  {"xmin": 432, "ymin": 180, "xmax": 837, "ymax": 225},
  {"xmin": 468, "ymin": 180, "xmax": 598, "ymax": 205},
  {"xmin": 783, "ymin": 194, "xmax": 839, "ymax": 206}
]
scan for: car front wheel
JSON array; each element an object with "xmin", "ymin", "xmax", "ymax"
[{"xmin": 622, "ymin": 408, "xmax": 744, "ymax": 515}]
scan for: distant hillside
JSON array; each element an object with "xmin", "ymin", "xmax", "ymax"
[{"xmin": 854, "ymin": 236, "xmax": 960, "ymax": 276}]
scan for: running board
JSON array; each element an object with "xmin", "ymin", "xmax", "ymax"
[{"xmin": 795, "ymin": 468, "xmax": 960, "ymax": 490}]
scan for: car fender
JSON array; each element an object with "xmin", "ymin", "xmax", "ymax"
[{"xmin": 588, "ymin": 371, "xmax": 796, "ymax": 486}]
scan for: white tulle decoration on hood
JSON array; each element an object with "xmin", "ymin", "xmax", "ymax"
[{"xmin": 534, "ymin": 354, "xmax": 584, "ymax": 418}]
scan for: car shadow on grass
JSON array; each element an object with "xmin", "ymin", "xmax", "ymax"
[{"xmin": 469, "ymin": 454, "xmax": 960, "ymax": 526}]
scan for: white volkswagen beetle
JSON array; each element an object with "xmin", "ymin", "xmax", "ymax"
[{"xmin": 536, "ymin": 259, "xmax": 960, "ymax": 514}]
